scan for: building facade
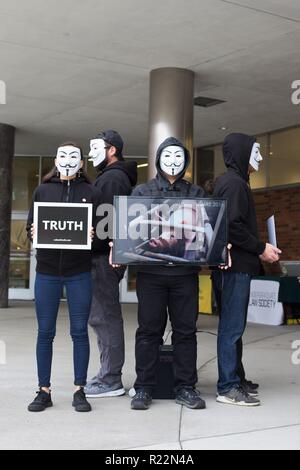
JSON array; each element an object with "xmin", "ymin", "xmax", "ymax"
[{"xmin": 9, "ymin": 124, "xmax": 300, "ymax": 302}]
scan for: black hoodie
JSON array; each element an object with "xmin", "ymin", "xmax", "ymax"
[
  {"xmin": 27, "ymin": 175, "xmax": 100, "ymax": 277},
  {"xmin": 213, "ymin": 133, "xmax": 266, "ymax": 275},
  {"xmin": 92, "ymin": 160, "xmax": 138, "ymax": 255},
  {"xmin": 132, "ymin": 137, "xmax": 205, "ymax": 276}
]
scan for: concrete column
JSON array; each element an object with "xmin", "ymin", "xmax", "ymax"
[
  {"xmin": 148, "ymin": 67, "xmax": 195, "ymax": 180},
  {"xmin": 0, "ymin": 124, "xmax": 15, "ymax": 308}
]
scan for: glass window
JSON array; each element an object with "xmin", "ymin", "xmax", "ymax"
[
  {"xmin": 131, "ymin": 158, "xmax": 148, "ymax": 185},
  {"xmin": 269, "ymin": 127, "xmax": 300, "ymax": 186},
  {"xmin": 12, "ymin": 157, "xmax": 40, "ymax": 211},
  {"xmin": 214, "ymin": 144, "xmax": 226, "ymax": 179},
  {"xmin": 127, "ymin": 266, "xmax": 138, "ymax": 292},
  {"xmin": 9, "ymin": 220, "xmax": 31, "ymax": 289},
  {"xmin": 41, "ymin": 156, "xmax": 55, "ymax": 181},
  {"xmin": 84, "ymin": 157, "xmax": 97, "ymax": 181}
]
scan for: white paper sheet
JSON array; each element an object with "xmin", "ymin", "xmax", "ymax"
[{"xmin": 267, "ymin": 215, "xmax": 277, "ymax": 247}]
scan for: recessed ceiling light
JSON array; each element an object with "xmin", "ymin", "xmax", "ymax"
[{"xmin": 219, "ymin": 126, "xmax": 228, "ymax": 131}]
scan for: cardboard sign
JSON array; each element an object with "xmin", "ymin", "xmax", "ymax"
[
  {"xmin": 247, "ymin": 279, "xmax": 284, "ymax": 326},
  {"xmin": 33, "ymin": 202, "xmax": 92, "ymax": 250}
]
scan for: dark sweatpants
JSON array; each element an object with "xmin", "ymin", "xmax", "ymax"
[
  {"xmin": 134, "ymin": 272, "xmax": 199, "ymax": 393},
  {"xmin": 88, "ymin": 255, "xmax": 126, "ymax": 386}
]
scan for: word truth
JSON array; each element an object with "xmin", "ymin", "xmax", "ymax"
[{"xmin": 42, "ymin": 220, "xmax": 84, "ymax": 231}]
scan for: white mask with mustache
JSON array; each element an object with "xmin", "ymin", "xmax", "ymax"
[
  {"xmin": 249, "ymin": 142, "xmax": 263, "ymax": 172},
  {"xmin": 160, "ymin": 145, "xmax": 185, "ymax": 177},
  {"xmin": 88, "ymin": 138, "xmax": 107, "ymax": 168},
  {"xmin": 56, "ymin": 146, "xmax": 82, "ymax": 177}
]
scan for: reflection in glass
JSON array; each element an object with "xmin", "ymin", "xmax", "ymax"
[
  {"xmin": 270, "ymin": 128, "xmax": 300, "ymax": 186},
  {"xmin": 9, "ymin": 220, "xmax": 31, "ymax": 289},
  {"xmin": 127, "ymin": 266, "xmax": 138, "ymax": 292},
  {"xmin": 41, "ymin": 156, "xmax": 55, "ymax": 180},
  {"xmin": 12, "ymin": 157, "xmax": 40, "ymax": 211}
]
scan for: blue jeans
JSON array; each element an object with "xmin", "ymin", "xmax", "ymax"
[
  {"xmin": 35, "ymin": 272, "xmax": 92, "ymax": 388},
  {"xmin": 212, "ymin": 271, "xmax": 251, "ymax": 394}
]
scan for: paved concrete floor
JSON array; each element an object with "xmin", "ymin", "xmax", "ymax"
[{"xmin": 0, "ymin": 301, "xmax": 299, "ymax": 450}]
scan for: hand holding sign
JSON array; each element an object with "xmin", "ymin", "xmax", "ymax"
[
  {"xmin": 109, "ymin": 242, "xmax": 123, "ymax": 269},
  {"xmin": 219, "ymin": 244, "xmax": 232, "ymax": 270}
]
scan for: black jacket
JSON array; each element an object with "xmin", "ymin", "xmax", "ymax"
[
  {"xmin": 92, "ymin": 160, "xmax": 138, "ymax": 255},
  {"xmin": 132, "ymin": 137, "xmax": 205, "ymax": 276},
  {"xmin": 213, "ymin": 133, "xmax": 265, "ymax": 275},
  {"xmin": 27, "ymin": 175, "xmax": 100, "ymax": 277}
]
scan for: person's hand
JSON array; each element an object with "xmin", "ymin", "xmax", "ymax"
[
  {"xmin": 90, "ymin": 227, "xmax": 95, "ymax": 241},
  {"xmin": 109, "ymin": 241, "xmax": 122, "ymax": 268},
  {"xmin": 31, "ymin": 224, "xmax": 35, "ymax": 239},
  {"xmin": 260, "ymin": 243, "xmax": 282, "ymax": 264},
  {"xmin": 219, "ymin": 244, "xmax": 232, "ymax": 270}
]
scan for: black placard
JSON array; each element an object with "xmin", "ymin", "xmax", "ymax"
[{"xmin": 33, "ymin": 202, "xmax": 92, "ymax": 250}]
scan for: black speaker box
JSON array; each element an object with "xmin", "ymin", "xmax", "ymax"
[{"xmin": 152, "ymin": 345, "xmax": 175, "ymax": 400}]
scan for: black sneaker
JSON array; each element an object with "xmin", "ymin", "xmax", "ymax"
[
  {"xmin": 131, "ymin": 390, "xmax": 152, "ymax": 410},
  {"xmin": 242, "ymin": 379, "xmax": 259, "ymax": 390},
  {"xmin": 72, "ymin": 388, "xmax": 92, "ymax": 412},
  {"xmin": 175, "ymin": 388, "xmax": 206, "ymax": 410},
  {"xmin": 217, "ymin": 385, "xmax": 261, "ymax": 407},
  {"xmin": 241, "ymin": 380, "xmax": 259, "ymax": 397},
  {"xmin": 28, "ymin": 389, "xmax": 53, "ymax": 412}
]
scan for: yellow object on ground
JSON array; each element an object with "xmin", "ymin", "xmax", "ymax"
[{"xmin": 199, "ymin": 275, "xmax": 212, "ymax": 315}]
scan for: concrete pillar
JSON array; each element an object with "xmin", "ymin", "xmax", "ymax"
[
  {"xmin": 148, "ymin": 67, "xmax": 195, "ymax": 180},
  {"xmin": 0, "ymin": 124, "xmax": 15, "ymax": 308}
]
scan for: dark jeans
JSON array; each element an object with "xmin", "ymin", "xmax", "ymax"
[
  {"xmin": 35, "ymin": 272, "xmax": 92, "ymax": 388},
  {"xmin": 212, "ymin": 271, "xmax": 251, "ymax": 394},
  {"xmin": 134, "ymin": 272, "xmax": 199, "ymax": 393}
]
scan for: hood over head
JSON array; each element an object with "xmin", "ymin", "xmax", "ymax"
[
  {"xmin": 156, "ymin": 137, "xmax": 190, "ymax": 182},
  {"xmin": 223, "ymin": 133, "xmax": 256, "ymax": 181}
]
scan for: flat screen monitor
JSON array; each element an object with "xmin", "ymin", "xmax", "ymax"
[{"xmin": 113, "ymin": 196, "xmax": 228, "ymax": 266}]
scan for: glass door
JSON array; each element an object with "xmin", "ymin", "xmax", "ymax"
[
  {"xmin": 9, "ymin": 212, "xmax": 36, "ymax": 300},
  {"xmin": 9, "ymin": 155, "xmax": 40, "ymax": 300},
  {"xmin": 120, "ymin": 266, "xmax": 138, "ymax": 303}
]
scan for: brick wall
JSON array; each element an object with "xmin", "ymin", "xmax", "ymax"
[{"xmin": 253, "ymin": 185, "xmax": 300, "ymax": 261}]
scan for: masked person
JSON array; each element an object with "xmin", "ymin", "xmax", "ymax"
[
  {"xmin": 85, "ymin": 130, "xmax": 137, "ymax": 399},
  {"xmin": 128, "ymin": 137, "xmax": 207, "ymax": 411},
  {"xmin": 212, "ymin": 133, "xmax": 282, "ymax": 407},
  {"xmin": 27, "ymin": 142, "xmax": 99, "ymax": 413}
]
